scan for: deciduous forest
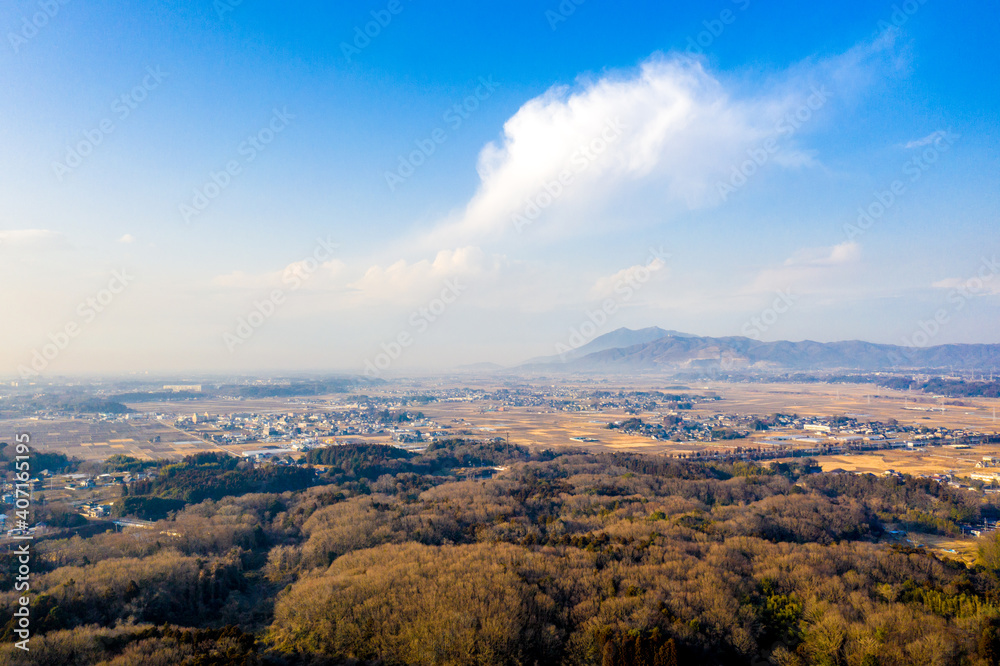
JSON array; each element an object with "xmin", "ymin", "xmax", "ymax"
[{"xmin": 4, "ymin": 440, "xmax": 1000, "ymax": 665}]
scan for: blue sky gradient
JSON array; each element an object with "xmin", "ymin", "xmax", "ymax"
[{"xmin": 1, "ymin": 0, "xmax": 998, "ymax": 376}]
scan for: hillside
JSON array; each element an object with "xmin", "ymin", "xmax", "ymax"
[{"xmin": 5, "ymin": 441, "xmax": 1000, "ymax": 664}]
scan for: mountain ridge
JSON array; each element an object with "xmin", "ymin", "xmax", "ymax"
[{"xmin": 516, "ymin": 327, "xmax": 1000, "ymax": 373}]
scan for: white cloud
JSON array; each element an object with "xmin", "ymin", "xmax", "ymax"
[
  {"xmin": 589, "ymin": 256, "xmax": 669, "ymax": 300},
  {"xmin": 366, "ymin": 38, "xmax": 899, "ymax": 325},
  {"xmin": 0, "ymin": 229, "xmax": 66, "ymax": 249},
  {"xmin": 905, "ymin": 130, "xmax": 948, "ymax": 149},
  {"xmin": 784, "ymin": 240, "xmax": 861, "ymax": 267},
  {"xmin": 119, "ymin": 233, "xmax": 136, "ymax": 244},
  {"xmin": 421, "ymin": 57, "xmax": 790, "ymax": 248},
  {"xmin": 414, "ymin": 38, "xmax": 896, "ymax": 251},
  {"xmin": 747, "ymin": 241, "xmax": 862, "ymax": 294},
  {"xmin": 348, "ymin": 247, "xmax": 502, "ymax": 303},
  {"xmin": 213, "ymin": 258, "xmax": 346, "ymax": 291},
  {"xmin": 931, "ymin": 276, "xmax": 1000, "ymax": 295}
]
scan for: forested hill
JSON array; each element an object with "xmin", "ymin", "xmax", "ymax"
[{"xmin": 4, "ymin": 440, "xmax": 1000, "ymax": 664}]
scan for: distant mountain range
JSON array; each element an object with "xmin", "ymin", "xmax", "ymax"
[
  {"xmin": 513, "ymin": 327, "xmax": 1000, "ymax": 373},
  {"xmin": 522, "ymin": 327, "xmax": 696, "ymax": 365}
]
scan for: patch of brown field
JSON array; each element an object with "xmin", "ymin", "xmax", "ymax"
[
  {"xmin": 814, "ymin": 446, "xmax": 1000, "ymax": 479},
  {"xmin": 918, "ymin": 533, "xmax": 980, "ymax": 565},
  {"xmin": 881, "ymin": 531, "xmax": 980, "ymax": 566}
]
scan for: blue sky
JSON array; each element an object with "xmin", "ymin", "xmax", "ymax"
[{"xmin": 1, "ymin": 0, "xmax": 998, "ymax": 376}]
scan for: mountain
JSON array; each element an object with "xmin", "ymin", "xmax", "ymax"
[
  {"xmin": 522, "ymin": 326, "xmax": 694, "ymax": 365},
  {"xmin": 517, "ymin": 328, "xmax": 1000, "ymax": 373},
  {"xmin": 454, "ymin": 362, "xmax": 507, "ymax": 372}
]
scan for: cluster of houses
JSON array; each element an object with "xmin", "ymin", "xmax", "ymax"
[
  {"xmin": 170, "ymin": 404, "xmax": 456, "ymax": 451},
  {"xmin": 756, "ymin": 415, "xmax": 996, "ymax": 456},
  {"xmin": 81, "ymin": 501, "xmax": 113, "ymax": 518}
]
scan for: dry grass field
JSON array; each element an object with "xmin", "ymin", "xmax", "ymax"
[
  {"xmin": 813, "ymin": 447, "xmax": 1000, "ymax": 478},
  {"xmin": 0, "ymin": 417, "xmax": 223, "ymax": 462},
  {"xmin": 422, "ymin": 402, "xmax": 665, "ymax": 452}
]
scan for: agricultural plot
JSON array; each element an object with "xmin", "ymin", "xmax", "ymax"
[{"xmin": 0, "ymin": 417, "xmax": 222, "ymax": 461}]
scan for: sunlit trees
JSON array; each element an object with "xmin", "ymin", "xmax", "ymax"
[{"xmin": 5, "ymin": 439, "xmax": 1000, "ymax": 663}]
